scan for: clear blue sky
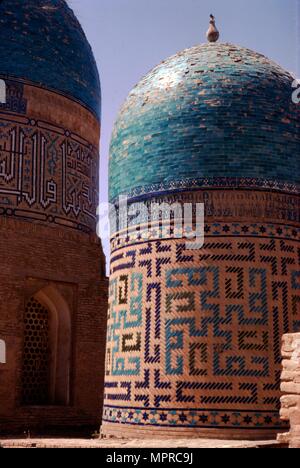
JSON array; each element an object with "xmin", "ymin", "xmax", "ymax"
[{"xmin": 68, "ymin": 0, "xmax": 299, "ymax": 265}]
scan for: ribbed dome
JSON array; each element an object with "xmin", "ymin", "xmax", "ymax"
[
  {"xmin": 0, "ymin": 0, "xmax": 100, "ymax": 118},
  {"xmin": 110, "ymin": 43, "xmax": 299, "ymax": 201}
]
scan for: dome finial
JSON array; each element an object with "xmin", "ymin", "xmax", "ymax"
[{"xmin": 206, "ymin": 14, "xmax": 220, "ymax": 43}]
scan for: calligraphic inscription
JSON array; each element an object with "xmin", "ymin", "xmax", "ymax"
[{"xmin": 0, "ymin": 114, "xmax": 99, "ymax": 232}]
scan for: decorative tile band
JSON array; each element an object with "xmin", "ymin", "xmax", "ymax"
[
  {"xmin": 110, "ymin": 188, "xmax": 299, "ymax": 238},
  {"xmin": 111, "ymin": 222, "xmax": 300, "ymax": 253},
  {"xmin": 111, "ymin": 178, "xmax": 300, "ymax": 205},
  {"xmin": 103, "ymin": 406, "xmax": 286, "ymax": 430}
]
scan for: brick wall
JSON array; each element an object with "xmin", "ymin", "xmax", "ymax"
[
  {"xmin": 0, "ymin": 78, "xmax": 107, "ymax": 435},
  {"xmin": 0, "ymin": 217, "xmax": 108, "ymax": 434},
  {"xmin": 278, "ymin": 334, "xmax": 300, "ymax": 448}
]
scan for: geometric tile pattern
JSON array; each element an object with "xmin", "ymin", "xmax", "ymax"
[
  {"xmin": 111, "ymin": 221, "xmax": 300, "ymax": 252},
  {"xmin": 103, "ymin": 406, "xmax": 285, "ymax": 431},
  {"xmin": 104, "ymin": 41, "xmax": 300, "ymax": 437},
  {"xmin": 0, "ymin": 0, "xmax": 101, "ymax": 119},
  {"xmin": 103, "ymin": 233, "xmax": 300, "ymax": 431}
]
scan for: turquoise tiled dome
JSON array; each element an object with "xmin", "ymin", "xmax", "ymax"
[
  {"xmin": 110, "ymin": 43, "xmax": 299, "ymax": 202},
  {"xmin": 0, "ymin": 0, "xmax": 100, "ymax": 118}
]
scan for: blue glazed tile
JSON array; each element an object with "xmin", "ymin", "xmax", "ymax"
[
  {"xmin": 0, "ymin": 0, "xmax": 101, "ymax": 119},
  {"xmin": 109, "ymin": 43, "xmax": 299, "ymax": 201}
]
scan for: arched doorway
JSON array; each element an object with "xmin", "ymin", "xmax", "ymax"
[{"xmin": 22, "ymin": 286, "xmax": 71, "ymax": 406}]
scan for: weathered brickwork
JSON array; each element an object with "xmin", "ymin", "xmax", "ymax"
[
  {"xmin": 110, "ymin": 190, "xmax": 299, "ymax": 247},
  {"xmin": 278, "ymin": 334, "xmax": 300, "ymax": 448},
  {"xmin": 0, "ymin": 217, "xmax": 107, "ymax": 434},
  {"xmin": 102, "ymin": 43, "xmax": 300, "ymax": 439},
  {"xmin": 103, "ymin": 232, "xmax": 300, "ymax": 439},
  {"xmin": 0, "ymin": 0, "xmax": 101, "ymax": 119},
  {"xmin": 0, "ymin": 1, "xmax": 106, "ymax": 434}
]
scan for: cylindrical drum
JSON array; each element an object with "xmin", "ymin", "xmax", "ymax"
[{"xmin": 102, "ymin": 43, "xmax": 300, "ymax": 440}]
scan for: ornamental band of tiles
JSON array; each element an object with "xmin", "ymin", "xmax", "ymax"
[
  {"xmin": 101, "ymin": 41, "xmax": 300, "ymax": 439},
  {"xmin": 0, "ymin": 1, "xmax": 107, "ymax": 432}
]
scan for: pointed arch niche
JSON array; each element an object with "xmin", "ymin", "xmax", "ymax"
[{"xmin": 22, "ymin": 285, "xmax": 72, "ymax": 406}]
